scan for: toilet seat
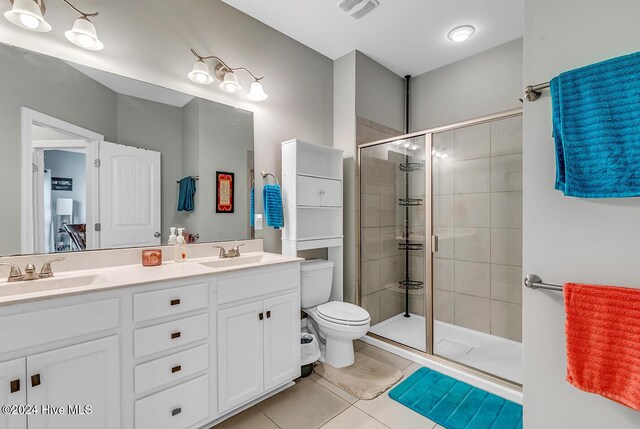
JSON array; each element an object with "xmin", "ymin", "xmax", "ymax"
[{"xmin": 316, "ymin": 301, "xmax": 370, "ymax": 326}]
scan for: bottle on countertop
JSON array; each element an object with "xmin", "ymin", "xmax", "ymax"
[
  {"xmin": 174, "ymin": 228, "xmax": 187, "ymax": 262},
  {"xmin": 168, "ymin": 227, "xmax": 177, "ymax": 245}
]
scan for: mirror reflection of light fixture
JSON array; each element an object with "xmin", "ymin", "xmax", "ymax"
[
  {"xmin": 188, "ymin": 49, "xmax": 268, "ymax": 102},
  {"xmin": 4, "ymin": 0, "xmax": 103, "ymax": 50}
]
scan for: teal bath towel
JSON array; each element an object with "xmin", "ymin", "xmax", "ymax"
[
  {"xmin": 177, "ymin": 177, "xmax": 196, "ymax": 212},
  {"xmin": 551, "ymin": 50, "xmax": 640, "ymax": 197},
  {"xmin": 262, "ymin": 184, "xmax": 283, "ymax": 229}
]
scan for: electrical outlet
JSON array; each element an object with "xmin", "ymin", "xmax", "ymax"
[{"xmin": 254, "ymin": 214, "xmax": 263, "ymax": 230}]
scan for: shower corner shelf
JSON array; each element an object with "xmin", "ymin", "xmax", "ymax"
[
  {"xmin": 399, "ymin": 280, "xmax": 424, "ymax": 290},
  {"xmin": 399, "ymin": 162, "xmax": 424, "ymax": 172},
  {"xmin": 398, "ymin": 198, "xmax": 424, "ymax": 207},
  {"xmin": 398, "ymin": 242, "xmax": 424, "ymax": 251}
]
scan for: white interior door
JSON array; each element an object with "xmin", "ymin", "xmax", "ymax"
[{"xmin": 99, "ymin": 142, "xmax": 161, "ymax": 249}]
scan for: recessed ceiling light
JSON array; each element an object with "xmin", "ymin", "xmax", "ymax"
[{"xmin": 447, "ymin": 25, "xmax": 475, "ymax": 43}]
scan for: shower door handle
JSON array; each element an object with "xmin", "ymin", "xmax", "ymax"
[{"xmin": 431, "ymin": 235, "xmax": 439, "ymax": 253}]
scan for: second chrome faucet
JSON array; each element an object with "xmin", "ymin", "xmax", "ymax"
[{"xmin": 212, "ymin": 243, "xmax": 245, "ymax": 258}]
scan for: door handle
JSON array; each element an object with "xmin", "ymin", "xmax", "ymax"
[
  {"xmin": 171, "ymin": 331, "xmax": 181, "ymax": 339},
  {"xmin": 170, "ymin": 298, "xmax": 181, "ymax": 306},
  {"xmin": 10, "ymin": 379, "xmax": 20, "ymax": 393},
  {"xmin": 154, "ymin": 232, "xmax": 161, "ymax": 238},
  {"xmin": 431, "ymin": 235, "xmax": 439, "ymax": 253},
  {"xmin": 171, "ymin": 407, "xmax": 182, "ymax": 416},
  {"xmin": 171, "ymin": 365, "xmax": 182, "ymax": 374},
  {"xmin": 31, "ymin": 374, "xmax": 41, "ymax": 387},
  {"xmin": 266, "ymin": 310, "xmax": 271, "ymax": 319},
  {"xmin": 258, "ymin": 312, "xmax": 264, "ymax": 320}
]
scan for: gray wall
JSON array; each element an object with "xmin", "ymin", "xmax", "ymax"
[
  {"xmin": 523, "ymin": 0, "xmax": 640, "ymax": 427},
  {"xmin": 116, "ymin": 94, "xmax": 184, "ymax": 239},
  {"xmin": 410, "ymin": 39, "xmax": 523, "ymax": 131},
  {"xmin": 0, "ymin": 47, "xmax": 117, "ymax": 255},
  {"xmin": 355, "ymin": 51, "xmax": 406, "ymax": 132}
]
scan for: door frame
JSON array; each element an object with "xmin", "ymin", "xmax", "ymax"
[{"xmin": 21, "ymin": 108, "xmax": 103, "ymax": 254}]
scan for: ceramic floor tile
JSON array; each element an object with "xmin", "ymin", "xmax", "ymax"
[
  {"xmin": 257, "ymin": 378, "xmax": 349, "ymax": 429},
  {"xmin": 320, "ymin": 406, "xmax": 389, "ymax": 429},
  {"xmin": 211, "ymin": 406, "xmax": 279, "ymax": 429},
  {"xmin": 357, "ymin": 345, "xmax": 412, "ymax": 371},
  {"xmin": 355, "ymin": 389, "xmax": 437, "ymax": 429}
]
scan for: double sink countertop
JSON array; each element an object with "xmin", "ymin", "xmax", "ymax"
[{"xmin": 0, "ymin": 252, "xmax": 303, "ymax": 306}]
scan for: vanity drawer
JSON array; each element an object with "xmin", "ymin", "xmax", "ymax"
[
  {"xmin": 134, "ymin": 314, "xmax": 208, "ymax": 358},
  {"xmin": 134, "ymin": 283, "xmax": 208, "ymax": 323},
  {"xmin": 218, "ymin": 266, "xmax": 299, "ymax": 305},
  {"xmin": 135, "ymin": 374, "xmax": 209, "ymax": 429},
  {"xmin": 135, "ymin": 344, "xmax": 209, "ymax": 394},
  {"xmin": 0, "ymin": 299, "xmax": 119, "ymax": 354}
]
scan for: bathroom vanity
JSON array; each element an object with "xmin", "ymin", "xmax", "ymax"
[{"xmin": 0, "ymin": 251, "xmax": 302, "ymax": 429}]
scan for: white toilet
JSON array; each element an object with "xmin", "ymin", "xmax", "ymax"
[{"xmin": 301, "ymin": 260, "xmax": 370, "ymax": 368}]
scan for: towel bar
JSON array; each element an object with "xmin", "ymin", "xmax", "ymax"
[
  {"xmin": 261, "ymin": 171, "xmax": 279, "ymax": 186},
  {"xmin": 523, "ymin": 82, "xmax": 550, "ymax": 102},
  {"xmin": 524, "ymin": 274, "xmax": 563, "ymax": 291}
]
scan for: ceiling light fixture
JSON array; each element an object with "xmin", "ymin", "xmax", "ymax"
[
  {"xmin": 188, "ymin": 49, "xmax": 268, "ymax": 102},
  {"xmin": 447, "ymin": 25, "xmax": 475, "ymax": 43},
  {"xmin": 4, "ymin": 0, "xmax": 103, "ymax": 50}
]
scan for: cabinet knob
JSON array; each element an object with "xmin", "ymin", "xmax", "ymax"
[
  {"xmin": 266, "ymin": 310, "xmax": 271, "ymax": 319},
  {"xmin": 171, "ymin": 407, "xmax": 182, "ymax": 416},
  {"xmin": 31, "ymin": 374, "xmax": 41, "ymax": 387},
  {"xmin": 258, "ymin": 312, "xmax": 264, "ymax": 320},
  {"xmin": 170, "ymin": 298, "xmax": 181, "ymax": 306},
  {"xmin": 171, "ymin": 365, "xmax": 182, "ymax": 374},
  {"xmin": 171, "ymin": 331, "xmax": 181, "ymax": 340},
  {"xmin": 10, "ymin": 379, "xmax": 20, "ymax": 393}
]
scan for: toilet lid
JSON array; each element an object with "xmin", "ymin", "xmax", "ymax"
[{"xmin": 316, "ymin": 301, "xmax": 370, "ymax": 325}]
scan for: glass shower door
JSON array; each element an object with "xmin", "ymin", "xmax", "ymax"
[
  {"xmin": 431, "ymin": 115, "xmax": 523, "ymax": 384},
  {"xmin": 360, "ymin": 135, "xmax": 429, "ymax": 352}
]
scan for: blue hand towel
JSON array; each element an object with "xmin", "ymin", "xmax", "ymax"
[
  {"xmin": 250, "ymin": 186, "xmax": 255, "ymax": 227},
  {"xmin": 177, "ymin": 177, "xmax": 196, "ymax": 212},
  {"xmin": 551, "ymin": 50, "xmax": 640, "ymax": 198},
  {"xmin": 262, "ymin": 184, "xmax": 284, "ymax": 229}
]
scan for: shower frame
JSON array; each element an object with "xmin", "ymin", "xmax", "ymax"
[{"xmin": 356, "ymin": 108, "xmax": 523, "ymax": 389}]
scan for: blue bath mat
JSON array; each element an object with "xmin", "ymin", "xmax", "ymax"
[{"xmin": 389, "ymin": 367, "xmax": 522, "ymax": 429}]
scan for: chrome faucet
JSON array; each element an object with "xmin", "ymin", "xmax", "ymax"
[
  {"xmin": 213, "ymin": 243, "xmax": 245, "ymax": 258},
  {"xmin": 0, "ymin": 257, "xmax": 65, "ymax": 282}
]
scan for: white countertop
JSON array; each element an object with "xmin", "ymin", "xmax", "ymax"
[{"xmin": 0, "ymin": 252, "xmax": 303, "ymax": 306}]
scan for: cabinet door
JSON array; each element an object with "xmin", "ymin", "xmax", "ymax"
[
  {"xmin": 217, "ymin": 301, "xmax": 264, "ymax": 413},
  {"xmin": 264, "ymin": 293, "xmax": 300, "ymax": 390},
  {"xmin": 319, "ymin": 178, "xmax": 342, "ymax": 207},
  {"xmin": 296, "ymin": 175, "xmax": 323, "ymax": 206},
  {"xmin": 27, "ymin": 336, "xmax": 120, "ymax": 429},
  {"xmin": 0, "ymin": 358, "xmax": 26, "ymax": 429}
]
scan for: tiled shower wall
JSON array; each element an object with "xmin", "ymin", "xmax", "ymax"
[{"xmin": 433, "ymin": 115, "xmax": 523, "ymax": 342}]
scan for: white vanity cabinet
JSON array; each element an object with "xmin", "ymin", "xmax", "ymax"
[{"xmin": 216, "ymin": 264, "xmax": 301, "ymax": 414}]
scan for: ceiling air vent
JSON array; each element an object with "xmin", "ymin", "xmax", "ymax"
[{"xmin": 337, "ymin": 0, "xmax": 380, "ymax": 19}]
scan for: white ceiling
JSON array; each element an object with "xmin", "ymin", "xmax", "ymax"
[{"xmin": 221, "ymin": 0, "xmax": 523, "ymax": 76}]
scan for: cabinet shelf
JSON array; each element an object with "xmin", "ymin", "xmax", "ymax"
[{"xmin": 297, "ymin": 173, "xmax": 342, "ymax": 181}]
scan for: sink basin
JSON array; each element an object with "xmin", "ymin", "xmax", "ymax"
[
  {"xmin": 198, "ymin": 253, "xmax": 282, "ymax": 269},
  {"xmin": 0, "ymin": 274, "xmax": 109, "ymax": 298}
]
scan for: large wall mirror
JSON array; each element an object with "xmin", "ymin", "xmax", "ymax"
[{"xmin": 0, "ymin": 43, "xmax": 255, "ymax": 257}]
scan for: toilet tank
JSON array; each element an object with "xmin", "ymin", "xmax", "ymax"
[{"xmin": 300, "ymin": 259, "xmax": 334, "ymax": 308}]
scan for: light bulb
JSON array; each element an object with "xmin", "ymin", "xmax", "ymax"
[
  {"xmin": 394, "ymin": 140, "xmax": 403, "ymax": 146},
  {"xmin": 247, "ymin": 81, "xmax": 268, "ymax": 101},
  {"xmin": 188, "ymin": 59, "xmax": 213, "ymax": 85},
  {"xmin": 19, "ymin": 13, "xmax": 38, "ymax": 29},
  {"xmin": 65, "ymin": 17, "xmax": 103, "ymax": 50},
  {"xmin": 219, "ymin": 71, "xmax": 242, "ymax": 94},
  {"xmin": 403, "ymin": 141, "xmax": 411, "ymax": 148},
  {"xmin": 76, "ymin": 33, "xmax": 95, "ymax": 48},
  {"xmin": 447, "ymin": 25, "xmax": 475, "ymax": 43}
]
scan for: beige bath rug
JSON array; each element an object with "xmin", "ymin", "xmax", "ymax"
[{"xmin": 313, "ymin": 352, "xmax": 403, "ymax": 400}]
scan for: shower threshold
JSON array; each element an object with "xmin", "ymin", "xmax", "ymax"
[{"xmin": 368, "ymin": 313, "xmax": 523, "ymax": 384}]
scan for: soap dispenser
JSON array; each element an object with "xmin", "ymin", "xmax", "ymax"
[
  {"xmin": 174, "ymin": 228, "xmax": 187, "ymax": 262},
  {"xmin": 168, "ymin": 227, "xmax": 177, "ymax": 245}
]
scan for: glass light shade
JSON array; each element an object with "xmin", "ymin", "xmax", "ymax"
[
  {"xmin": 188, "ymin": 59, "xmax": 214, "ymax": 85},
  {"xmin": 247, "ymin": 81, "xmax": 268, "ymax": 101},
  {"xmin": 447, "ymin": 25, "xmax": 475, "ymax": 43},
  {"xmin": 219, "ymin": 71, "xmax": 242, "ymax": 93},
  {"xmin": 65, "ymin": 17, "xmax": 103, "ymax": 50},
  {"xmin": 4, "ymin": 0, "xmax": 51, "ymax": 32}
]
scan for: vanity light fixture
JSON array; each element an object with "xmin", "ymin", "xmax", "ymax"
[
  {"xmin": 4, "ymin": 0, "xmax": 103, "ymax": 50},
  {"xmin": 188, "ymin": 49, "xmax": 268, "ymax": 102},
  {"xmin": 447, "ymin": 25, "xmax": 475, "ymax": 43}
]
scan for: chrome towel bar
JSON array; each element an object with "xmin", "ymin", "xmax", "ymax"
[
  {"xmin": 524, "ymin": 274, "xmax": 563, "ymax": 292},
  {"xmin": 523, "ymin": 82, "xmax": 551, "ymax": 102}
]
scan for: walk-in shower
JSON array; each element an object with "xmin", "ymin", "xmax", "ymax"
[{"xmin": 358, "ymin": 111, "xmax": 523, "ymax": 385}]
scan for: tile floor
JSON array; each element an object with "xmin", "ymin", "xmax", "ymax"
[{"xmin": 212, "ymin": 341, "xmax": 445, "ymax": 429}]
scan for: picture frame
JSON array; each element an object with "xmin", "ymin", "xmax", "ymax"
[{"xmin": 216, "ymin": 171, "xmax": 234, "ymax": 213}]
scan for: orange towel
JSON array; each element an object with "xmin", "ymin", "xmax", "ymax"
[{"xmin": 564, "ymin": 282, "xmax": 640, "ymax": 411}]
